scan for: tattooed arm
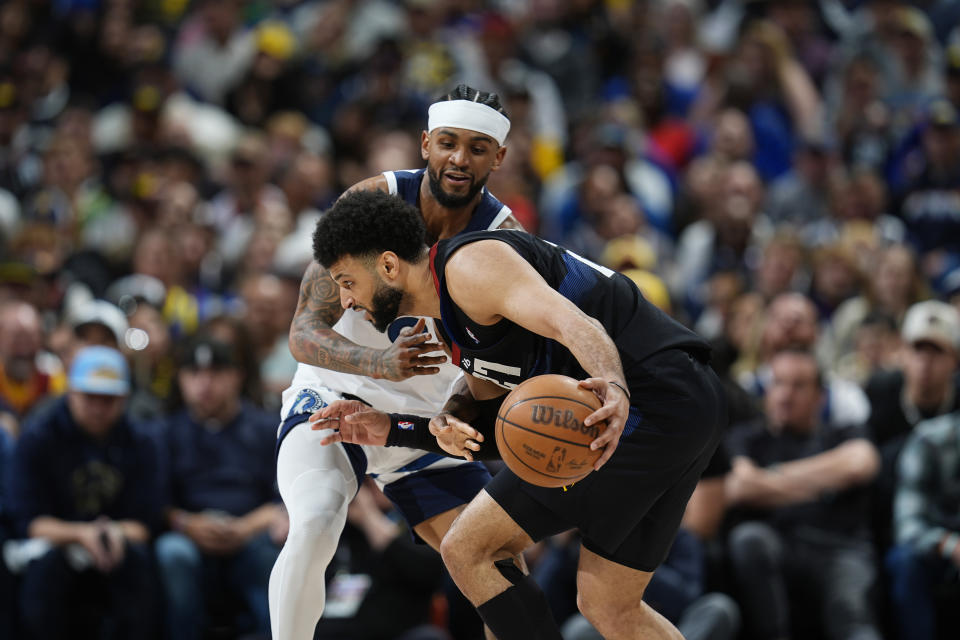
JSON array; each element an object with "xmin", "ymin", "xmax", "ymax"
[{"xmin": 288, "ymin": 262, "xmax": 447, "ymax": 380}]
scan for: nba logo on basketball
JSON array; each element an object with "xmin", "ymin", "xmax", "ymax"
[{"xmin": 546, "ymin": 446, "xmax": 566, "ymax": 472}]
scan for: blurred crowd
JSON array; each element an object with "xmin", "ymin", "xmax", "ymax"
[{"xmin": 0, "ymin": 0, "xmax": 959, "ymax": 638}]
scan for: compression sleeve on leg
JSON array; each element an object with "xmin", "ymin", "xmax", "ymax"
[{"xmin": 476, "ymin": 571, "xmax": 564, "ymax": 640}]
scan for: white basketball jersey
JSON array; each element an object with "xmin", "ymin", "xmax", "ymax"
[{"xmin": 281, "ymin": 169, "xmax": 512, "ymax": 418}]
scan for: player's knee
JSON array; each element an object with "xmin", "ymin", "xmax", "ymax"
[
  {"xmin": 439, "ymin": 525, "xmax": 486, "ymax": 578},
  {"xmin": 577, "ymin": 590, "xmax": 647, "ymax": 636},
  {"xmin": 288, "ymin": 509, "xmax": 341, "ymax": 562}
]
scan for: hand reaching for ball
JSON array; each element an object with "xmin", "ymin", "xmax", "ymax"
[
  {"xmin": 311, "ymin": 400, "xmax": 390, "ymax": 446},
  {"xmin": 430, "ymin": 413, "xmax": 484, "ymax": 461}
]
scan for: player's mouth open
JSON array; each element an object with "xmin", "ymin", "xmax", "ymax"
[{"xmin": 444, "ymin": 173, "xmax": 471, "ymax": 185}]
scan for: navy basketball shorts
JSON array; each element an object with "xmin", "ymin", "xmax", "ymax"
[{"xmin": 485, "ymin": 348, "xmax": 726, "ymax": 571}]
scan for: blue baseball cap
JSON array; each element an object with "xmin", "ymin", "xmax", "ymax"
[{"xmin": 68, "ymin": 346, "xmax": 130, "ymax": 396}]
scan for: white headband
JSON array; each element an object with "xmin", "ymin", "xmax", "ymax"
[{"xmin": 427, "ymin": 100, "xmax": 511, "ymax": 146}]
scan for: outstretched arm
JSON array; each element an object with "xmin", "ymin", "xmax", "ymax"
[{"xmin": 311, "ymin": 372, "xmax": 505, "ymax": 460}]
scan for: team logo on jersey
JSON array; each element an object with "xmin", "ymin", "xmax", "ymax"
[
  {"xmin": 464, "ymin": 327, "xmax": 480, "ymax": 344},
  {"xmin": 398, "ymin": 421, "xmax": 415, "ymax": 430},
  {"xmin": 287, "ymin": 389, "xmax": 326, "ymax": 419},
  {"xmin": 461, "ymin": 357, "xmax": 472, "ymax": 370}
]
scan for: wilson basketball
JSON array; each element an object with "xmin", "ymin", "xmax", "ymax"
[{"xmin": 495, "ymin": 374, "xmax": 607, "ymax": 488}]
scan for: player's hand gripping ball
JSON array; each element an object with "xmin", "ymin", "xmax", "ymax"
[{"xmin": 495, "ymin": 374, "xmax": 607, "ymax": 488}]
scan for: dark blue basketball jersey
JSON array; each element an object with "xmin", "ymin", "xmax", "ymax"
[
  {"xmin": 429, "ymin": 230, "xmax": 710, "ymax": 390},
  {"xmin": 385, "ymin": 169, "xmax": 512, "ymax": 234}
]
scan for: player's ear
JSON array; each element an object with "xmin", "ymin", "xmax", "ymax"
[
  {"xmin": 491, "ymin": 144, "xmax": 507, "ymax": 171},
  {"xmin": 420, "ymin": 131, "xmax": 430, "ymax": 161},
  {"xmin": 379, "ymin": 251, "xmax": 401, "ymax": 281}
]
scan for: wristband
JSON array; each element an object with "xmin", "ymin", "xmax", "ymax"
[
  {"xmin": 386, "ymin": 413, "xmax": 431, "ymax": 448},
  {"xmin": 608, "ymin": 380, "xmax": 631, "ymax": 400}
]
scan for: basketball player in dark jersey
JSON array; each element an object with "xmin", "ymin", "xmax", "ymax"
[{"xmin": 310, "ymin": 190, "xmax": 727, "ymax": 640}]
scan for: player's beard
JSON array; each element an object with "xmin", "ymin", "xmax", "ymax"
[
  {"xmin": 428, "ymin": 166, "xmax": 489, "ymax": 209},
  {"xmin": 368, "ymin": 280, "xmax": 406, "ymax": 333}
]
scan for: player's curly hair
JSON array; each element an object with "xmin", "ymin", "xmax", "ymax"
[
  {"xmin": 313, "ymin": 190, "xmax": 427, "ymax": 268},
  {"xmin": 437, "ymin": 84, "xmax": 510, "ymax": 120}
]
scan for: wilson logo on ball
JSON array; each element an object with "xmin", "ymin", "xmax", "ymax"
[{"xmin": 530, "ymin": 405, "xmax": 600, "ymax": 438}]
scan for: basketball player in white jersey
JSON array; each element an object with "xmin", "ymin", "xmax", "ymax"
[{"xmin": 269, "ymin": 85, "xmax": 524, "ymax": 639}]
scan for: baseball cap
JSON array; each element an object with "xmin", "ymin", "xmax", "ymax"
[
  {"xmin": 178, "ymin": 335, "xmax": 238, "ymax": 370},
  {"xmin": 69, "ymin": 346, "xmax": 131, "ymax": 396},
  {"xmin": 70, "ymin": 299, "xmax": 129, "ymax": 346},
  {"xmin": 901, "ymin": 300, "xmax": 960, "ymax": 353}
]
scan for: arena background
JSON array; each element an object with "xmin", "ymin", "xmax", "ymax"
[{"xmin": 1, "ymin": 0, "xmax": 959, "ymax": 638}]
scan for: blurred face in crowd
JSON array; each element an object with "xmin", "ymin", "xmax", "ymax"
[
  {"xmin": 763, "ymin": 293, "xmax": 819, "ymax": 355},
  {"xmin": 422, "ymin": 126, "xmax": 505, "ymax": 209},
  {"xmin": 125, "ymin": 304, "xmax": 170, "ymax": 363},
  {"xmin": 43, "ymin": 135, "xmax": 94, "ymax": 192},
  {"xmin": 812, "ymin": 248, "xmax": 860, "ymax": 308},
  {"xmin": 0, "ymin": 301, "xmax": 41, "ymax": 381},
  {"xmin": 203, "ymin": 0, "xmax": 241, "ymax": 44},
  {"xmin": 179, "ymin": 365, "xmax": 243, "ymax": 423},
  {"xmin": 68, "ymin": 391, "xmax": 126, "ymax": 439},
  {"xmin": 873, "ymin": 245, "xmax": 916, "ymax": 312},
  {"xmin": 241, "ymin": 274, "xmax": 289, "ymax": 342},
  {"xmin": 843, "ymin": 58, "xmax": 880, "ymax": 109},
  {"xmin": 902, "ymin": 340, "xmax": 959, "ymax": 408},
  {"xmin": 923, "ymin": 124, "xmax": 960, "ymax": 176},
  {"xmin": 766, "ymin": 351, "xmax": 823, "ymax": 434},
  {"xmin": 713, "ymin": 109, "xmax": 753, "ymax": 161},
  {"xmin": 133, "ymin": 228, "xmax": 177, "ymax": 285},
  {"xmin": 74, "ymin": 322, "xmax": 118, "ymax": 349},
  {"xmin": 854, "ymin": 320, "xmax": 900, "ymax": 374},
  {"xmin": 755, "ymin": 238, "xmax": 803, "ymax": 300}
]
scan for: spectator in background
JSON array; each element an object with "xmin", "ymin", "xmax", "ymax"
[
  {"xmin": 826, "ymin": 52, "xmax": 893, "ymax": 171},
  {"xmin": 0, "ymin": 425, "xmax": 14, "ymax": 638},
  {"xmin": 750, "ymin": 233, "xmax": 806, "ymax": 304},
  {"xmin": 886, "ymin": 407, "xmax": 960, "ymax": 640},
  {"xmin": 734, "ymin": 291, "xmax": 871, "ymax": 428},
  {"xmin": 225, "ymin": 21, "xmax": 301, "ymax": 128},
  {"xmin": 691, "ymin": 19, "xmax": 823, "ymax": 182},
  {"xmin": 673, "ymin": 161, "xmax": 771, "ymax": 321},
  {"xmin": 764, "ymin": 136, "xmax": 834, "ymax": 228},
  {"xmin": 7, "ymin": 346, "xmax": 163, "ymax": 640},
  {"xmin": 239, "ymin": 272, "xmax": 298, "ymax": 405},
  {"xmin": 172, "ymin": 0, "xmax": 255, "ymax": 106},
  {"xmin": 69, "ymin": 299, "xmax": 127, "ymax": 350},
  {"xmin": 896, "ymin": 98, "xmax": 960, "ymax": 290},
  {"xmin": 725, "ymin": 348, "xmax": 881, "ymax": 640},
  {"xmin": 0, "ymin": 300, "xmax": 65, "ymax": 436},
  {"xmin": 834, "ymin": 311, "xmax": 902, "ymax": 387},
  {"xmin": 830, "ymin": 243, "xmax": 924, "ymax": 367},
  {"xmin": 121, "ymin": 299, "xmax": 176, "ymax": 422},
  {"xmin": 865, "ymin": 301, "xmax": 960, "ymax": 551},
  {"xmin": 155, "ymin": 334, "xmax": 284, "ymax": 640},
  {"xmin": 803, "ymin": 166, "xmax": 906, "ymax": 249},
  {"xmin": 807, "ymin": 242, "xmax": 862, "ymax": 322},
  {"xmin": 201, "ymin": 314, "xmax": 264, "ymax": 407}
]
